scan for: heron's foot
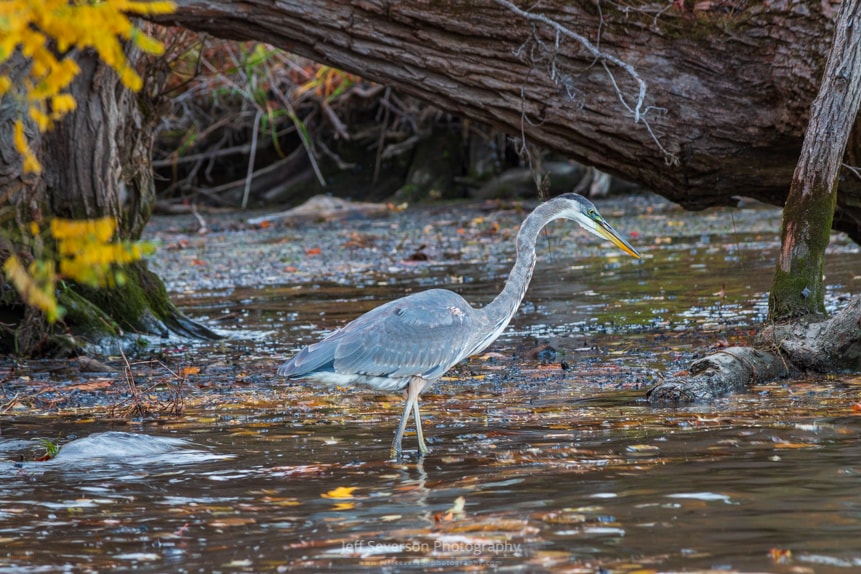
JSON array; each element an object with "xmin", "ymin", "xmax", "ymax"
[{"xmin": 390, "ymin": 440, "xmax": 430, "ymax": 461}]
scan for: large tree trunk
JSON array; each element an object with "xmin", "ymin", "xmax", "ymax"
[
  {"xmin": 0, "ymin": 50, "xmax": 216, "ymax": 356},
  {"xmin": 157, "ymin": 0, "xmax": 861, "ymax": 242}
]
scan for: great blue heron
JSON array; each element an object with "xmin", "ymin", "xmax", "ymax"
[{"xmin": 278, "ymin": 193, "xmax": 640, "ymax": 458}]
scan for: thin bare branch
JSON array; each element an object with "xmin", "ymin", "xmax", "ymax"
[
  {"xmin": 495, "ymin": 0, "xmax": 676, "ymax": 164},
  {"xmin": 494, "ymin": 0, "xmax": 646, "ymax": 122}
]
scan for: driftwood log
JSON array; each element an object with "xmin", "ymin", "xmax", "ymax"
[{"xmin": 648, "ymin": 295, "xmax": 861, "ymax": 403}]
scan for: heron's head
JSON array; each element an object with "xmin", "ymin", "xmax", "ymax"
[{"xmin": 558, "ymin": 193, "xmax": 640, "ymax": 258}]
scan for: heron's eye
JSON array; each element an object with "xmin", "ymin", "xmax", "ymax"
[{"xmin": 588, "ymin": 209, "xmax": 597, "ymax": 218}]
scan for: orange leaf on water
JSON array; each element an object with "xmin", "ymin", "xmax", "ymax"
[{"xmin": 768, "ymin": 547, "xmax": 792, "ymax": 563}]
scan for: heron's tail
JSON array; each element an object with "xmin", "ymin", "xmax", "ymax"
[{"xmin": 277, "ymin": 343, "xmax": 335, "ymax": 378}]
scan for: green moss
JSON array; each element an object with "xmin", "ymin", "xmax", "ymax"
[
  {"xmin": 75, "ymin": 262, "xmax": 158, "ymax": 332},
  {"xmin": 57, "ymin": 283, "xmax": 122, "ymax": 339},
  {"xmin": 768, "ymin": 182, "xmax": 837, "ymax": 321}
]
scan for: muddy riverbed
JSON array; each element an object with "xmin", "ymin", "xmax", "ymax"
[{"xmin": 1, "ymin": 193, "xmax": 860, "ymax": 573}]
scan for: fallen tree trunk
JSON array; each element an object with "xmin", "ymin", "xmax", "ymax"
[
  {"xmin": 157, "ymin": 0, "xmax": 861, "ymax": 242},
  {"xmin": 648, "ymin": 295, "xmax": 861, "ymax": 404}
]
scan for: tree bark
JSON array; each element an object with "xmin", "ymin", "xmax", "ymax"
[
  {"xmin": 156, "ymin": 0, "xmax": 861, "ymax": 242},
  {"xmin": 0, "ymin": 50, "xmax": 217, "ymax": 356}
]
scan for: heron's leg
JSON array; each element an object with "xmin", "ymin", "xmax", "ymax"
[
  {"xmin": 413, "ymin": 398, "xmax": 428, "ymax": 455},
  {"xmin": 391, "ymin": 377, "xmax": 429, "ymax": 460},
  {"xmin": 391, "ymin": 390, "xmax": 415, "ymax": 460},
  {"xmin": 411, "ymin": 378, "xmax": 432, "ymax": 455}
]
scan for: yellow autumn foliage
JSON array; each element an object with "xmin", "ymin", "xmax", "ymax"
[
  {"xmin": 3, "ymin": 217, "xmax": 155, "ymax": 322},
  {"xmin": 3, "ymin": 255, "xmax": 60, "ymax": 323},
  {"xmin": 0, "ymin": 0, "xmax": 175, "ymax": 173}
]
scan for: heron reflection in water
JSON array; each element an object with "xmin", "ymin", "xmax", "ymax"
[{"xmin": 278, "ymin": 193, "xmax": 640, "ymax": 459}]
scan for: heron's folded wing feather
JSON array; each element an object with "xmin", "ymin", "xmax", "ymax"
[{"xmin": 333, "ymin": 289, "xmax": 477, "ymax": 379}]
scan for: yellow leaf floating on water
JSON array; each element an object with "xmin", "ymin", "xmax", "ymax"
[
  {"xmin": 321, "ymin": 486, "xmax": 357, "ymax": 499},
  {"xmin": 332, "ymin": 502, "xmax": 355, "ymax": 511}
]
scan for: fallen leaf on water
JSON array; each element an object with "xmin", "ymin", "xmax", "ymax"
[
  {"xmin": 537, "ymin": 511, "xmax": 586, "ymax": 525},
  {"xmin": 261, "ymin": 496, "xmax": 301, "ymax": 507},
  {"xmin": 440, "ymin": 456, "xmax": 464, "ymax": 464},
  {"xmin": 434, "ymin": 496, "xmax": 466, "ymax": 523},
  {"xmin": 768, "ymin": 547, "xmax": 792, "ymax": 563},
  {"xmin": 179, "ymin": 366, "xmax": 200, "ymax": 377},
  {"xmin": 210, "ymin": 517, "xmax": 256, "ymax": 527},
  {"xmin": 772, "ymin": 442, "xmax": 818, "ymax": 449},
  {"xmin": 65, "ymin": 380, "xmax": 113, "ymax": 392},
  {"xmin": 450, "ymin": 496, "xmax": 466, "ymax": 514},
  {"xmin": 332, "ymin": 502, "xmax": 355, "ymax": 510},
  {"xmin": 321, "ymin": 486, "xmax": 357, "ymax": 499},
  {"xmin": 445, "ymin": 518, "xmax": 537, "ymax": 535}
]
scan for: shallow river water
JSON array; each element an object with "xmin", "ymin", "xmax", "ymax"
[{"xmin": 1, "ymin": 194, "xmax": 861, "ymax": 573}]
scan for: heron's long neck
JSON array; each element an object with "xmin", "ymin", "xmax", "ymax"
[{"xmin": 477, "ymin": 201, "xmax": 560, "ymax": 346}]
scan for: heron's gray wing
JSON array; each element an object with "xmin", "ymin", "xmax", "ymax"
[{"xmin": 332, "ymin": 289, "xmax": 478, "ymax": 380}]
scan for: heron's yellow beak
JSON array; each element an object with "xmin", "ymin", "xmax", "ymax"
[{"xmin": 595, "ymin": 220, "xmax": 640, "ymax": 258}]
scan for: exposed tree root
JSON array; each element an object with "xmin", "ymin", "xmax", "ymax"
[
  {"xmin": 757, "ymin": 295, "xmax": 861, "ymax": 372},
  {"xmin": 647, "ymin": 295, "xmax": 861, "ymax": 404}
]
